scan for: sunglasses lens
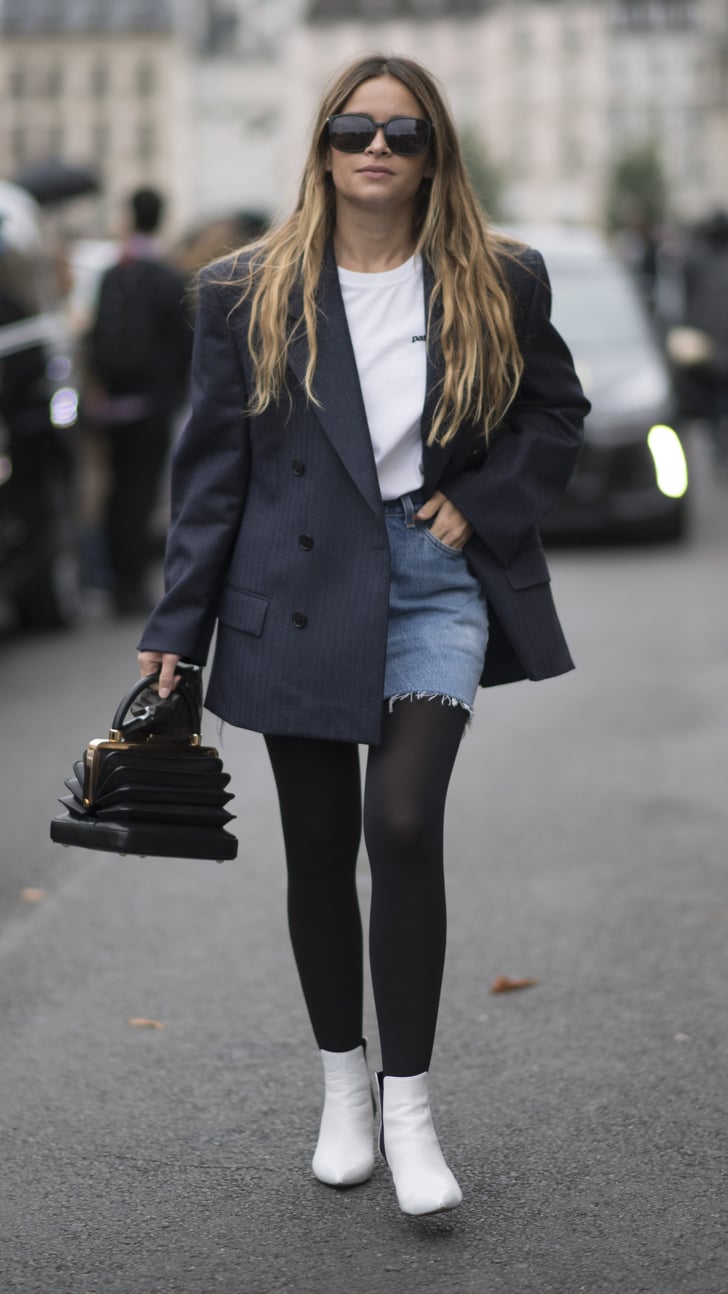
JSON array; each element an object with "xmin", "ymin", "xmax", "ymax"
[
  {"xmin": 328, "ymin": 115, "xmax": 432, "ymax": 156},
  {"xmin": 328, "ymin": 115, "xmax": 375, "ymax": 152},
  {"xmin": 386, "ymin": 118, "xmax": 431, "ymax": 156}
]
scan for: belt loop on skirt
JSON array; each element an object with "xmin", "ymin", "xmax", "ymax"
[{"xmin": 402, "ymin": 490, "xmax": 427, "ymax": 527}]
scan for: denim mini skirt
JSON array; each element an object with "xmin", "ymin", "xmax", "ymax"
[{"xmin": 383, "ymin": 489, "xmax": 489, "ymax": 716}]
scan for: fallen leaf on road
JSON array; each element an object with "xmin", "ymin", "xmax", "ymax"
[
  {"xmin": 20, "ymin": 887, "xmax": 46, "ymax": 903},
  {"xmin": 490, "ymin": 975, "xmax": 539, "ymax": 994},
  {"xmin": 127, "ymin": 1017, "xmax": 165, "ymax": 1029}
]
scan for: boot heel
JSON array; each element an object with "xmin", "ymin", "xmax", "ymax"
[{"xmin": 377, "ymin": 1070, "xmax": 387, "ymax": 1163}]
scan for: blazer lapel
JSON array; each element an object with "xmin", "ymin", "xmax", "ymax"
[
  {"xmin": 420, "ymin": 259, "xmax": 456, "ymax": 493},
  {"xmin": 287, "ymin": 244, "xmax": 382, "ymax": 516},
  {"xmin": 286, "ymin": 246, "xmax": 455, "ymax": 508}
]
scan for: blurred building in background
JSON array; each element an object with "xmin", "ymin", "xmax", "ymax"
[
  {"xmin": 291, "ymin": 0, "xmax": 728, "ymax": 226},
  {"xmin": 185, "ymin": 0, "xmax": 304, "ymax": 226},
  {"xmin": 0, "ymin": 0, "xmax": 190, "ymax": 235},
  {"xmin": 0, "ymin": 0, "xmax": 727, "ymax": 240}
]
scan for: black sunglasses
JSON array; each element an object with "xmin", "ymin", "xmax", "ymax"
[{"xmin": 327, "ymin": 113, "xmax": 434, "ymax": 157}]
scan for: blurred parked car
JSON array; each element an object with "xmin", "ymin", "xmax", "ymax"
[
  {"xmin": 506, "ymin": 225, "xmax": 689, "ymax": 541},
  {"xmin": 0, "ymin": 180, "xmax": 81, "ymax": 628}
]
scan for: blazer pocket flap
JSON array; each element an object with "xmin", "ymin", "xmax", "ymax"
[
  {"xmin": 218, "ymin": 585, "xmax": 269, "ymax": 637},
  {"xmin": 506, "ymin": 548, "xmax": 551, "ymax": 589}
]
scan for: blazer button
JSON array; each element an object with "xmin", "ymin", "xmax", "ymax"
[
  {"xmin": 298, "ymin": 533, "xmax": 314, "ymax": 550},
  {"xmin": 291, "ymin": 611, "xmax": 308, "ymax": 628},
  {"xmin": 291, "ymin": 459, "xmax": 305, "ymax": 476}
]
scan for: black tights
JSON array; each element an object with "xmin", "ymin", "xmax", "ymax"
[{"xmin": 265, "ymin": 699, "xmax": 468, "ymax": 1076}]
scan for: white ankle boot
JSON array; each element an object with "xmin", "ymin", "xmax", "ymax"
[
  {"xmin": 378, "ymin": 1071, "xmax": 463, "ymax": 1216},
  {"xmin": 312, "ymin": 1043, "xmax": 375, "ymax": 1187}
]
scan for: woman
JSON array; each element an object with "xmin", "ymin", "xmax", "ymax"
[{"xmin": 138, "ymin": 53, "xmax": 589, "ymax": 1217}]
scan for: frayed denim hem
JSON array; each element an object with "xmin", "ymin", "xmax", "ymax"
[{"xmin": 386, "ymin": 690, "xmax": 475, "ymax": 722}]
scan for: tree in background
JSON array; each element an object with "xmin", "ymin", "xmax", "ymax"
[
  {"xmin": 606, "ymin": 140, "xmax": 668, "ymax": 232},
  {"xmin": 459, "ymin": 126, "xmax": 505, "ymax": 220},
  {"xmin": 606, "ymin": 141, "xmax": 670, "ymax": 316}
]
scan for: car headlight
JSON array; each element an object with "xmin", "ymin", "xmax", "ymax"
[
  {"xmin": 49, "ymin": 386, "xmax": 79, "ymax": 429},
  {"xmin": 647, "ymin": 425, "xmax": 688, "ymax": 499}
]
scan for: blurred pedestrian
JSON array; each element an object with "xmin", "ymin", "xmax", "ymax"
[
  {"xmin": 85, "ymin": 187, "xmax": 192, "ymax": 614},
  {"xmin": 137, "ymin": 54, "xmax": 589, "ymax": 1216},
  {"xmin": 680, "ymin": 208, "xmax": 728, "ymax": 471}
]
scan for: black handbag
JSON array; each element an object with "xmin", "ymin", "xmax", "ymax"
[{"xmin": 50, "ymin": 665, "xmax": 238, "ymax": 861}]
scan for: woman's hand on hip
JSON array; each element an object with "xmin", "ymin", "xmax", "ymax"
[
  {"xmin": 415, "ymin": 491, "xmax": 473, "ymax": 549},
  {"xmin": 137, "ymin": 650, "xmax": 181, "ymax": 698}
]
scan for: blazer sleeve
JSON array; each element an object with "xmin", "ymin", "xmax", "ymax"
[
  {"xmin": 137, "ymin": 270, "xmax": 250, "ymax": 663},
  {"xmin": 443, "ymin": 249, "xmax": 590, "ymax": 568}
]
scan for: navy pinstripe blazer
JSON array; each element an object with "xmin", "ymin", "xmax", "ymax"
[{"xmin": 138, "ymin": 243, "xmax": 590, "ymax": 743}]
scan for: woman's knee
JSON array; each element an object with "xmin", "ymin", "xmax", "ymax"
[{"xmin": 363, "ymin": 795, "xmax": 436, "ymax": 865}]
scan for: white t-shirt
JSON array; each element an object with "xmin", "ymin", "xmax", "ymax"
[{"xmin": 337, "ymin": 254, "xmax": 427, "ymax": 501}]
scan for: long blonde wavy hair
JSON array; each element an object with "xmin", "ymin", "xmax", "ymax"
[{"xmin": 225, "ymin": 54, "xmax": 524, "ymax": 446}]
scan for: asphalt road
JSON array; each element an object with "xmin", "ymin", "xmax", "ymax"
[{"xmin": 1, "ymin": 429, "xmax": 726, "ymax": 1294}]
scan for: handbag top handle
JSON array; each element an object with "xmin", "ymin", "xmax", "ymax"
[{"xmin": 109, "ymin": 669, "xmax": 201, "ymax": 742}]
